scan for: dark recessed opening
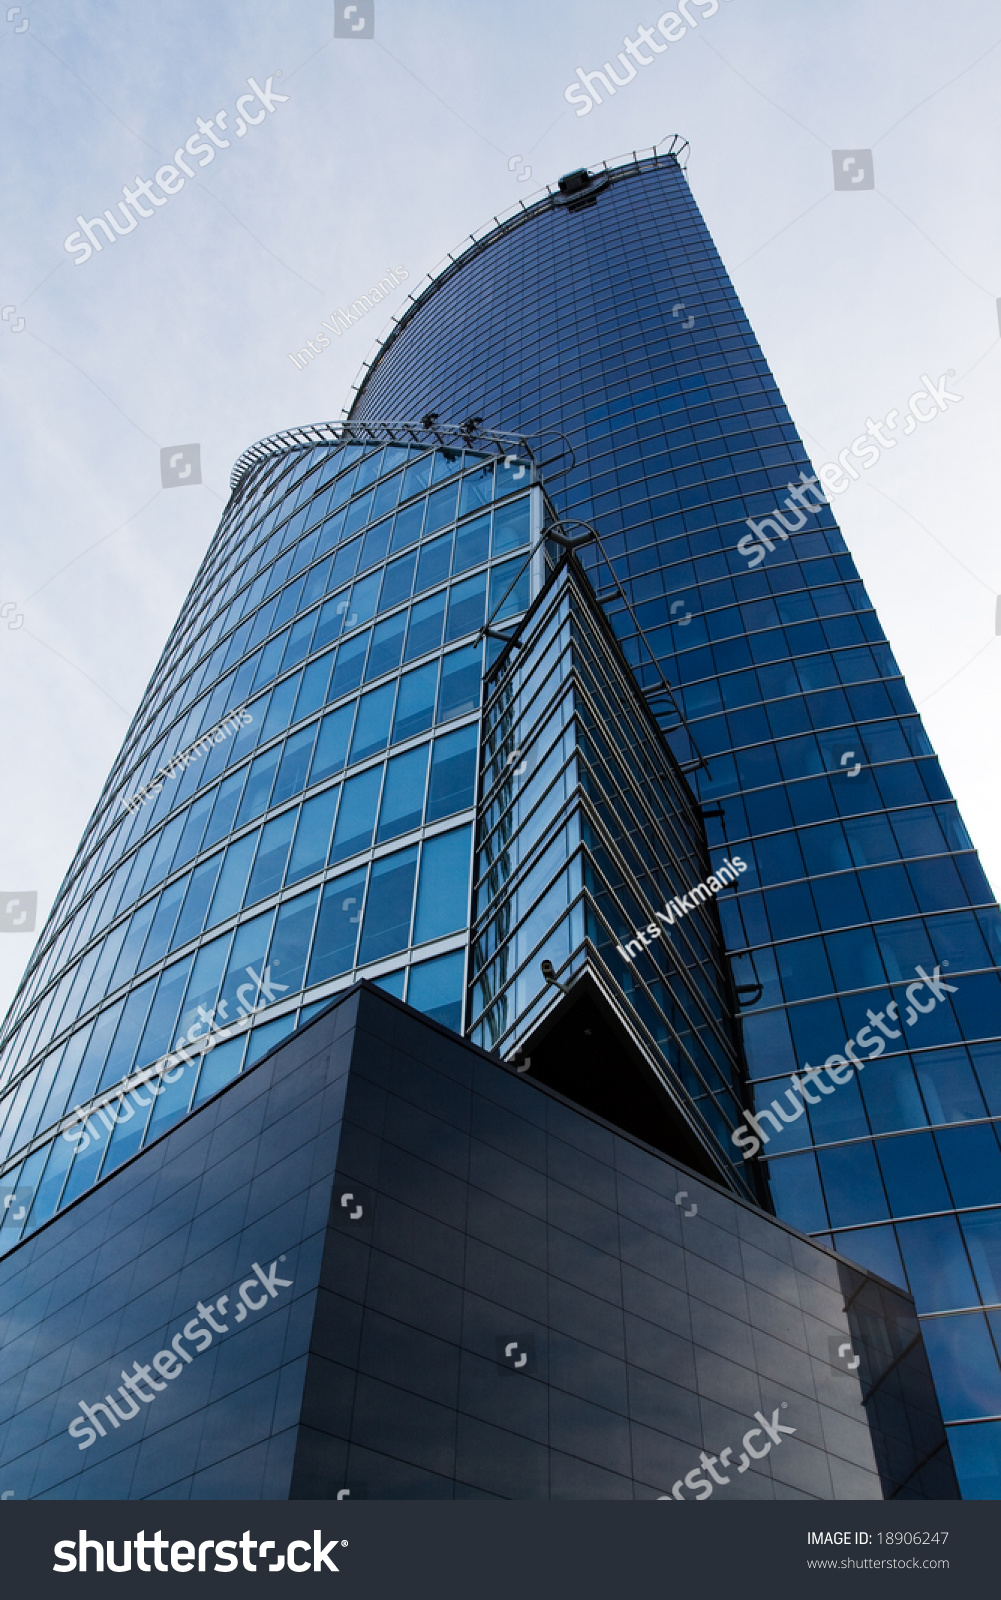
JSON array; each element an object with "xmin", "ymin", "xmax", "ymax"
[{"xmin": 514, "ymin": 975, "xmax": 722, "ymax": 1181}]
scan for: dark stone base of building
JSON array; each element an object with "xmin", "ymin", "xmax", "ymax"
[{"xmin": 0, "ymin": 984, "xmax": 957, "ymax": 1500}]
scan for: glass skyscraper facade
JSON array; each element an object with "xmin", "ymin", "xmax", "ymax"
[
  {"xmin": 0, "ymin": 141, "xmax": 997, "ymax": 1498},
  {"xmin": 346, "ymin": 148, "xmax": 1001, "ymax": 1497}
]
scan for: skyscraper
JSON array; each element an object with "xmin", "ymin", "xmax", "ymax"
[{"xmin": 0, "ymin": 139, "xmax": 996, "ymax": 1498}]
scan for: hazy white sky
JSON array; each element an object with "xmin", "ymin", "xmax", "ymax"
[{"xmin": 1, "ymin": 0, "xmax": 999, "ymax": 1016}]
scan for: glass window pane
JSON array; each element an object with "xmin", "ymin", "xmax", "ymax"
[
  {"xmin": 453, "ymin": 514, "xmax": 489, "ymax": 574},
  {"xmin": 217, "ymin": 910, "xmax": 276, "ymax": 1021},
  {"xmin": 960, "ymin": 1209, "xmax": 1001, "ymax": 1303},
  {"xmin": 307, "ymin": 867, "xmax": 367, "ymax": 984},
  {"xmin": 192, "ymin": 1033, "xmax": 246, "ymax": 1106},
  {"xmin": 405, "ymin": 591, "xmax": 446, "ymax": 661},
  {"xmin": 245, "ymin": 811, "xmax": 297, "ymax": 905},
  {"xmin": 378, "ymin": 745, "xmax": 430, "ymax": 842},
  {"xmin": 919, "ymin": 1313, "xmax": 1001, "ymax": 1422},
  {"xmin": 492, "ymin": 494, "xmax": 530, "ymax": 554},
  {"xmin": 393, "ymin": 662, "xmax": 438, "ymax": 743},
  {"xmin": 489, "ymin": 556, "xmax": 531, "ymax": 622},
  {"xmin": 426, "ymin": 725, "xmax": 478, "ymax": 821},
  {"xmin": 170, "ymin": 853, "xmax": 223, "ymax": 950},
  {"xmin": 414, "ymin": 533, "xmax": 451, "ymax": 594},
  {"xmin": 288, "ymin": 787, "xmax": 339, "ymax": 883},
  {"xmin": 203, "ymin": 770, "xmax": 246, "ymax": 848},
  {"xmin": 98, "ymin": 977, "xmax": 156, "ymax": 1090},
  {"xmin": 350, "ymin": 684, "xmax": 396, "ymax": 763},
  {"xmin": 359, "ymin": 518, "xmax": 392, "ymax": 572},
  {"xmin": 458, "ymin": 462, "xmax": 493, "ymax": 516},
  {"xmin": 260, "ymin": 673, "xmax": 299, "ymax": 741},
  {"xmin": 876, "ymin": 1131, "xmax": 951, "ymax": 1215},
  {"xmin": 310, "ymin": 704, "xmax": 354, "ymax": 784},
  {"xmin": 175, "ymin": 933, "xmax": 231, "ymax": 1044},
  {"xmin": 272, "ymin": 725, "xmax": 317, "ymax": 804},
  {"xmin": 134, "ymin": 953, "xmax": 194, "ymax": 1071},
  {"xmin": 446, "ymin": 571, "xmax": 487, "ymax": 641},
  {"xmin": 379, "ymin": 552, "xmax": 416, "ymax": 612},
  {"xmin": 414, "ymin": 826, "xmax": 472, "ymax": 944},
  {"xmin": 358, "ymin": 846, "xmax": 419, "ymax": 964},
  {"xmin": 390, "ymin": 498, "xmax": 425, "ymax": 552},
  {"xmin": 208, "ymin": 832, "xmax": 258, "ymax": 926},
  {"xmin": 139, "ymin": 875, "xmax": 187, "ymax": 970},
  {"xmin": 329, "ymin": 630, "xmax": 369, "ymax": 699},
  {"xmin": 896, "ymin": 1214, "xmax": 978, "ymax": 1311},
  {"xmin": 437, "ymin": 645, "xmax": 481, "ymax": 721},
  {"xmin": 235, "ymin": 747, "xmax": 280, "ymax": 826},
  {"xmin": 347, "ymin": 570, "xmax": 381, "ymax": 624},
  {"xmin": 408, "ymin": 950, "xmax": 465, "ymax": 1031},
  {"xmin": 329, "ymin": 767, "xmax": 382, "ymax": 863},
  {"xmin": 294, "ymin": 651, "xmax": 334, "ymax": 720},
  {"xmin": 267, "ymin": 887, "xmax": 320, "ymax": 995},
  {"xmin": 365, "ymin": 613, "xmax": 406, "ymax": 682},
  {"xmin": 937, "ymin": 1125, "xmax": 1001, "ymax": 1208},
  {"xmin": 816, "ymin": 1142, "xmax": 887, "ymax": 1227},
  {"xmin": 424, "ymin": 481, "xmax": 459, "ymax": 536}
]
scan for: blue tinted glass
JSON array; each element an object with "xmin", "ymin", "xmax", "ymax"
[
  {"xmin": 393, "ymin": 662, "xmax": 438, "ymax": 742},
  {"xmin": 920, "ymin": 1314, "xmax": 1001, "ymax": 1423},
  {"xmin": 405, "ymin": 592, "xmax": 446, "ymax": 662},
  {"xmin": 208, "ymin": 833, "xmax": 258, "ymax": 926},
  {"xmin": 217, "ymin": 911, "xmax": 275, "ymax": 1021},
  {"xmin": 347, "ymin": 570, "xmax": 381, "ymax": 625},
  {"xmin": 437, "ymin": 645, "xmax": 481, "ymax": 721},
  {"xmin": 492, "ymin": 495, "xmax": 530, "ymax": 554},
  {"xmin": 489, "ymin": 557, "xmax": 531, "ymax": 622},
  {"xmin": 896, "ymin": 1215, "xmax": 978, "ymax": 1311},
  {"xmin": 876, "ymin": 1131, "xmax": 951, "ymax": 1215},
  {"xmin": 358, "ymin": 846, "xmax": 419, "ymax": 964},
  {"xmin": 414, "ymin": 534, "xmax": 451, "ymax": 594},
  {"xmin": 203, "ymin": 772, "xmax": 246, "ymax": 848},
  {"xmin": 310, "ymin": 704, "xmax": 354, "ymax": 784},
  {"xmin": 960, "ymin": 1209, "xmax": 1001, "ymax": 1303},
  {"xmin": 235, "ymin": 747, "xmax": 280, "ymax": 827},
  {"xmin": 359, "ymin": 519, "xmax": 392, "ymax": 572},
  {"xmin": 267, "ymin": 888, "xmax": 319, "ymax": 995},
  {"xmin": 817, "ymin": 1142, "xmax": 887, "ymax": 1226},
  {"xmin": 329, "ymin": 767, "xmax": 382, "ymax": 863},
  {"xmin": 288, "ymin": 788, "xmax": 338, "ymax": 884},
  {"xmin": 170, "ymin": 854, "xmax": 222, "ymax": 950},
  {"xmin": 762, "ymin": 1151, "xmax": 828, "ymax": 1233},
  {"xmin": 273, "ymin": 726, "xmax": 317, "ymax": 805},
  {"xmin": 379, "ymin": 552, "xmax": 416, "ymax": 612},
  {"xmin": 192, "ymin": 1033, "xmax": 246, "ymax": 1105},
  {"xmin": 426, "ymin": 725, "xmax": 478, "ymax": 822},
  {"xmin": 329, "ymin": 632, "xmax": 369, "ymax": 699},
  {"xmin": 458, "ymin": 462, "xmax": 493, "ymax": 516},
  {"xmin": 175, "ymin": 933, "xmax": 230, "ymax": 1043},
  {"xmin": 453, "ymin": 514, "xmax": 490, "ymax": 574},
  {"xmin": 446, "ymin": 572, "xmax": 487, "ymax": 641},
  {"xmin": 371, "ymin": 968, "xmax": 406, "ymax": 998},
  {"xmin": 377, "ymin": 745, "xmax": 430, "ymax": 842},
  {"xmin": 390, "ymin": 498, "xmax": 425, "ymax": 552},
  {"xmin": 245, "ymin": 811, "xmax": 296, "ymax": 906},
  {"xmin": 351, "ymin": 684, "xmax": 396, "ymax": 763},
  {"xmin": 414, "ymin": 826, "xmax": 472, "ymax": 944},
  {"xmin": 937, "ymin": 1124, "xmax": 1001, "ymax": 1208},
  {"xmin": 915, "ymin": 1047, "xmax": 987, "ymax": 1122},
  {"xmin": 134, "ymin": 954, "xmax": 193, "ymax": 1069},
  {"xmin": 831, "ymin": 1223, "xmax": 907, "ymax": 1289},
  {"xmin": 408, "ymin": 949, "xmax": 465, "ymax": 1031},
  {"xmin": 294, "ymin": 652, "xmax": 334, "ymax": 720},
  {"xmin": 307, "ymin": 867, "xmax": 367, "ymax": 984},
  {"xmin": 400, "ymin": 454, "xmax": 432, "ymax": 501},
  {"xmin": 365, "ymin": 613, "xmax": 406, "ymax": 682},
  {"xmin": 98, "ymin": 977, "xmax": 156, "ymax": 1090}
]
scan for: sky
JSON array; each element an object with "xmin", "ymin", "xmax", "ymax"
[{"xmin": 0, "ymin": 0, "xmax": 998, "ymax": 1018}]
